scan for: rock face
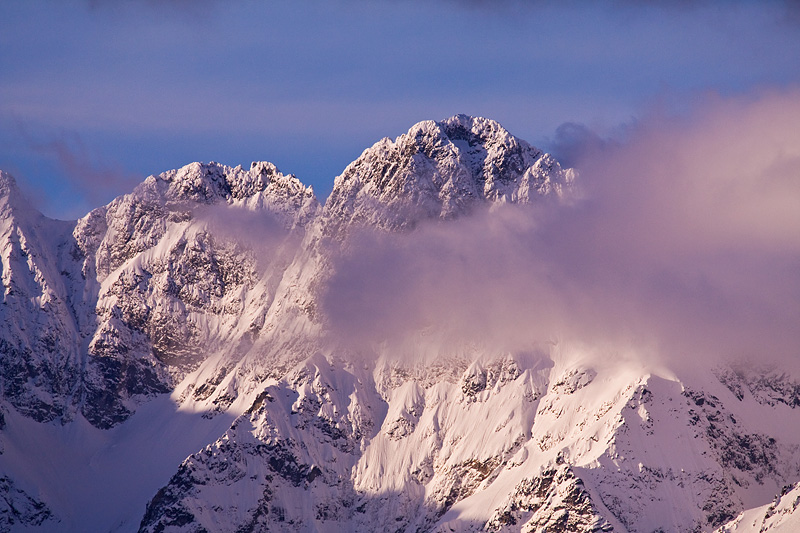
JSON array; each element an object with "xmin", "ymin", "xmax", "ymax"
[
  {"xmin": 0, "ymin": 163, "xmax": 318, "ymax": 430},
  {"xmin": 0, "ymin": 476, "xmax": 54, "ymax": 532},
  {"xmin": 324, "ymin": 114, "xmax": 573, "ymax": 233},
  {"xmin": 0, "ymin": 116, "xmax": 798, "ymax": 533},
  {"xmin": 0, "ymin": 171, "xmax": 83, "ymax": 425}
]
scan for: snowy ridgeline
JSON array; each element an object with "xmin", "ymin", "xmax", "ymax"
[{"xmin": 0, "ymin": 115, "xmax": 798, "ymax": 533}]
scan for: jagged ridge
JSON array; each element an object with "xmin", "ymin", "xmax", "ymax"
[{"xmin": 1, "ymin": 117, "xmax": 798, "ymax": 533}]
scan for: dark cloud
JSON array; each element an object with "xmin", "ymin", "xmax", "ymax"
[
  {"xmin": 321, "ymin": 89, "xmax": 800, "ymax": 370},
  {"xmin": 543, "ymin": 122, "xmax": 621, "ymax": 169}
]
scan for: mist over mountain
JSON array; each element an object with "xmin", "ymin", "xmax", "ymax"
[{"xmin": 0, "ymin": 107, "xmax": 799, "ymax": 533}]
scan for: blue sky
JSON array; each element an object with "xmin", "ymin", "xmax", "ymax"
[{"xmin": 2, "ymin": 0, "xmax": 800, "ymax": 219}]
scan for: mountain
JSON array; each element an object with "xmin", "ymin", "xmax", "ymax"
[
  {"xmin": 0, "ymin": 115, "xmax": 798, "ymax": 533},
  {"xmin": 324, "ymin": 114, "xmax": 573, "ymax": 232}
]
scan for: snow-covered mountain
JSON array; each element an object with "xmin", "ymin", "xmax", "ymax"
[
  {"xmin": 1, "ymin": 115, "xmax": 798, "ymax": 533},
  {"xmin": 324, "ymin": 115, "xmax": 573, "ymax": 233}
]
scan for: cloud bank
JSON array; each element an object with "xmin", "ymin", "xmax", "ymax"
[{"xmin": 321, "ymin": 90, "xmax": 800, "ymax": 370}]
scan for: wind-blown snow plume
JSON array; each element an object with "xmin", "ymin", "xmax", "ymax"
[{"xmin": 322, "ymin": 90, "xmax": 800, "ymax": 369}]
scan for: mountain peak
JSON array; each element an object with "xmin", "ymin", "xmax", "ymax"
[
  {"xmin": 0, "ymin": 171, "xmax": 45, "ymax": 227},
  {"xmin": 0, "ymin": 170, "xmax": 23, "ymax": 205},
  {"xmin": 323, "ymin": 114, "xmax": 573, "ymax": 231},
  {"xmin": 421, "ymin": 114, "xmax": 514, "ymax": 143},
  {"xmin": 155, "ymin": 160, "xmax": 311, "ymax": 199},
  {"xmin": 118, "ymin": 160, "xmax": 319, "ymax": 228},
  {"xmin": 0, "ymin": 169, "xmax": 17, "ymax": 191}
]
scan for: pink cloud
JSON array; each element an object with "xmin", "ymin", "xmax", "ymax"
[{"xmin": 321, "ymin": 89, "xmax": 800, "ymax": 370}]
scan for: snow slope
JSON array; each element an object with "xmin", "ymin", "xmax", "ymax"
[
  {"xmin": 138, "ymin": 346, "xmax": 800, "ymax": 533},
  {"xmin": 718, "ymin": 482, "xmax": 800, "ymax": 532},
  {"xmin": 0, "ymin": 396, "xmax": 235, "ymax": 532}
]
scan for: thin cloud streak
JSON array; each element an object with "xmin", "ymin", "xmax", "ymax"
[{"xmin": 17, "ymin": 124, "xmax": 142, "ymax": 212}]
